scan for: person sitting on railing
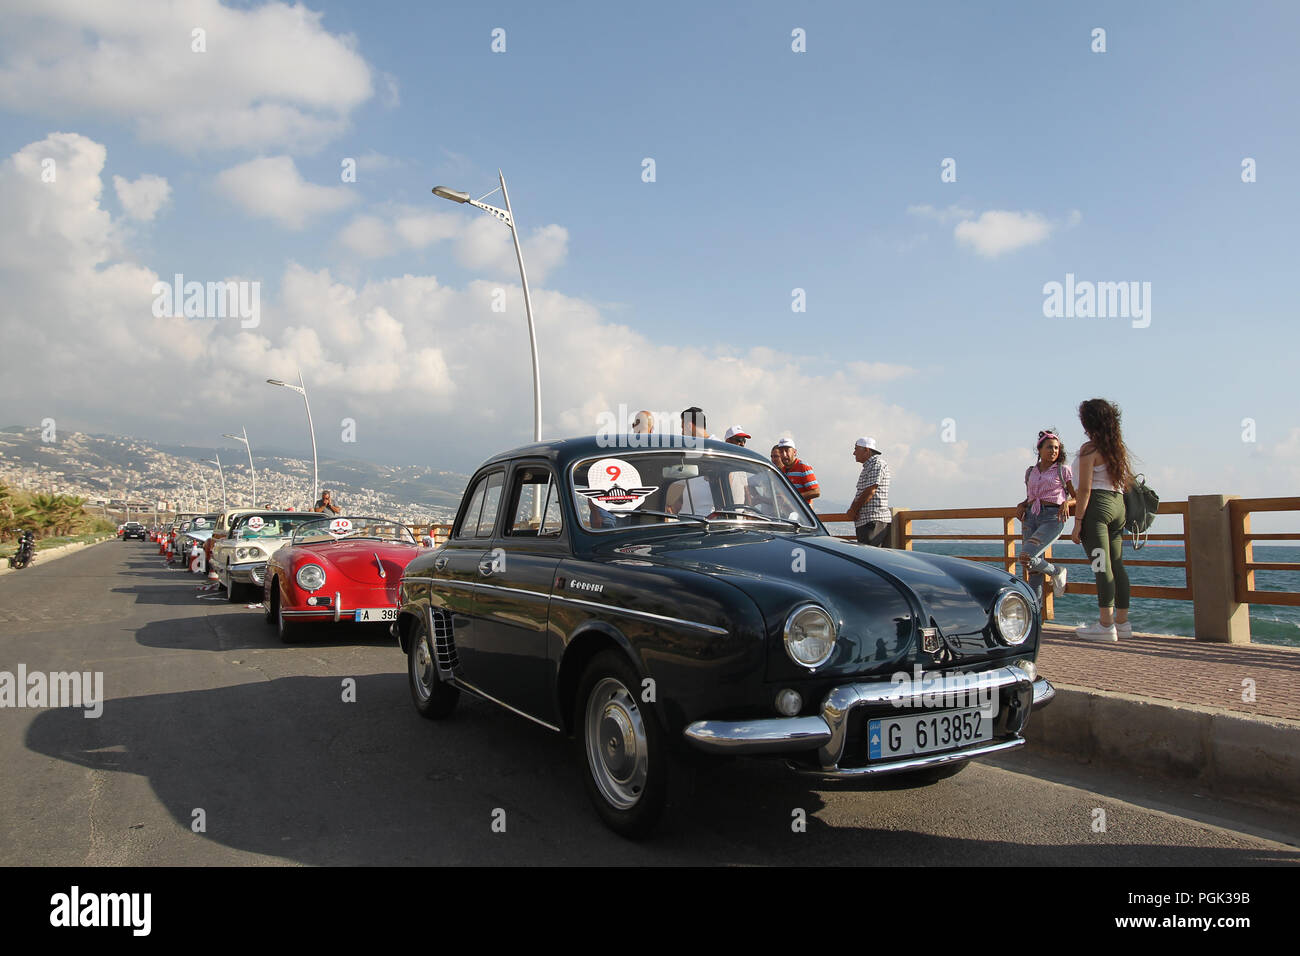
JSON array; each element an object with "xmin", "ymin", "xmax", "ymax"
[{"xmin": 1015, "ymin": 429, "xmax": 1075, "ymax": 607}]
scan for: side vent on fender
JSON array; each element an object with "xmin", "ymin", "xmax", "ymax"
[{"xmin": 431, "ymin": 608, "xmax": 462, "ymax": 678}]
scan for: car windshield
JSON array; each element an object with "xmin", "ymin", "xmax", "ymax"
[
  {"xmin": 231, "ymin": 514, "xmax": 320, "ymax": 539},
  {"xmin": 571, "ymin": 451, "xmax": 819, "ymax": 532},
  {"xmin": 291, "ymin": 516, "xmax": 417, "ymax": 546}
]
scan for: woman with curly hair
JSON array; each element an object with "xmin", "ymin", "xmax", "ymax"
[{"xmin": 1070, "ymin": 398, "xmax": 1135, "ymax": 641}]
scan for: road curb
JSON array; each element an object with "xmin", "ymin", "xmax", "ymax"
[
  {"xmin": 1028, "ymin": 684, "xmax": 1300, "ymax": 810},
  {"xmin": 0, "ymin": 536, "xmax": 114, "ymax": 576}
]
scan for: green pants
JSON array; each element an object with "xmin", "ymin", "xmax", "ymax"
[{"xmin": 1082, "ymin": 489, "xmax": 1129, "ymax": 610}]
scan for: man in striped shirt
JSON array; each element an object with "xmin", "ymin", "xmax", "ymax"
[{"xmin": 775, "ymin": 438, "xmax": 820, "ymax": 504}]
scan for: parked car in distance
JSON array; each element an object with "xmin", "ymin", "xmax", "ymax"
[
  {"xmin": 213, "ymin": 511, "xmax": 319, "ymax": 602},
  {"xmin": 393, "ymin": 436, "xmax": 1055, "ymax": 838},
  {"xmin": 263, "ymin": 515, "xmax": 423, "ymax": 643}
]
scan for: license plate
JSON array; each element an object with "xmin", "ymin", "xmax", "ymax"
[
  {"xmin": 354, "ymin": 607, "xmax": 397, "ymax": 622},
  {"xmin": 868, "ymin": 708, "xmax": 993, "ymax": 760}
]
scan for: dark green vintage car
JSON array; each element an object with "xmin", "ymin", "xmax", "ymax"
[{"xmin": 394, "ymin": 435, "xmax": 1054, "ymax": 837}]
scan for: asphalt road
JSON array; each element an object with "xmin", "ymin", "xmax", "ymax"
[{"xmin": 1, "ymin": 541, "xmax": 1296, "ymax": 866}]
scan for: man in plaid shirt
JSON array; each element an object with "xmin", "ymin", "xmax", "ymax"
[{"xmin": 847, "ymin": 436, "xmax": 891, "ymax": 547}]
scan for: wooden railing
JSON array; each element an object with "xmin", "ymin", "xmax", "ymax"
[
  {"xmin": 408, "ymin": 523, "xmax": 454, "ymax": 547},
  {"xmin": 820, "ymin": 504, "xmax": 1193, "ymax": 622},
  {"xmin": 1230, "ymin": 497, "xmax": 1300, "ymax": 608}
]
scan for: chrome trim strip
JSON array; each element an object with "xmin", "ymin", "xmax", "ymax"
[
  {"xmin": 786, "ymin": 737, "xmax": 1025, "ymax": 777},
  {"xmin": 474, "ymin": 581, "xmax": 551, "ymax": 600},
  {"xmin": 454, "ymin": 678, "xmax": 561, "ymax": 733},
  {"xmin": 334, "ymin": 592, "xmax": 341, "ymax": 623},
  {"xmin": 1031, "ymin": 677, "xmax": 1055, "ymax": 710},
  {"xmin": 684, "ymin": 716, "xmax": 832, "ymax": 754},
  {"xmin": 403, "ymin": 575, "xmax": 435, "ymax": 584},
  {"xmin": 281, "ymin": 610, "xmax": 335, "ymax": 618},
  {"xmin": 549, "ymin": 593, "xmax": 728, "ymax": 635}
]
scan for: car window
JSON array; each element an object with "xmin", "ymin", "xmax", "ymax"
[
  {"xmin": 572, "ymin": 451, "xmax": 817, "ymax": 532},
  {"xmin": 507, "ymin": 468, "xmax": 563, "ymax": 537},
  {"xmin": 476, "ymin": 473, "xmax": 504, "ymax": 537},
  {"xmin": 455, "ymin": 478, "xmax": 489, "ymax": 539}
]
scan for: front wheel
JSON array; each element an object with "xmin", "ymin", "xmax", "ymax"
[
  {"xmin": 277, "ymin": 595, "xmax": 300, "ymax": 644},
  {"xmin": 575, "ymin": 650, "xmax": 682, "ymax": 839},
  {"xmin": 408, "ymin": 614, "xmax": 459, "ymax": 719}
]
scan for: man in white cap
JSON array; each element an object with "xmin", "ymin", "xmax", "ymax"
[
  {"xmin": 775, "ymin": 437, "xmax": 820, "ymax": 504},
  {"xmin": 723, "ymin": 426, "xmax": 751, "ymax": 447},
  {"xmin": 847, "ymin": 437, "xmax": 891, "ymax": 546}
]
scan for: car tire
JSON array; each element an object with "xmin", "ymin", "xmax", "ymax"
[
  {"xmin": 574, "ymin": 650, "xmax": 685, "ymax": 840},
  {"xmin": 277, "ymin": 595, "xmax": 299, "ymax": 644},
  {"xmin": 408, "ymin": 614, "xmax": 460, "ymax": 719},
  {"xmin": 264, "ymin": 581, "xmax": 277, "ymax": 624}
]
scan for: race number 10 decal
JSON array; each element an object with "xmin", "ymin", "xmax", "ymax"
[{"xmin": 329, "ymin": 518, "xmax": 353, "ymax": 535}]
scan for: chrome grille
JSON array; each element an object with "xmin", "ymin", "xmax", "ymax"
[{"xmin": 431, "ymin": 609, "xmax": 461, "ymax": 676}]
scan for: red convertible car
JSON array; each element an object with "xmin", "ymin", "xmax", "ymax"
[{"xmin": 262, "ymin": 515, "xmax": 424, "ymax": 643}]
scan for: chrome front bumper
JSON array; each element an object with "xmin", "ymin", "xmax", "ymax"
[
  {"xmin": 229, "ymin": 562, "xmax": 267, "ymax": 585},
  {"xmin": 683, "ymin": 667, "xmax": 1054, "ymax": 775}
]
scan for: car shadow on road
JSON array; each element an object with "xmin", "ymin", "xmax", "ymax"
[
  {"xmin": 133, "ymin": 613, "xmax": 397, "ymax": 653},
  {"xmin": 23, "ymin": 676, "xmax": 1299, "ymax": 866}
]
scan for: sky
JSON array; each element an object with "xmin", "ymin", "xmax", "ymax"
[{"xmin": 0, "ymin": 0, "xmax": 1297, "ymax": 515}]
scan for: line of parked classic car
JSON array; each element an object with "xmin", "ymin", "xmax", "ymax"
[{"xmin": 124, "ymin": 433, "xmax": 1056, "ymax": 839}]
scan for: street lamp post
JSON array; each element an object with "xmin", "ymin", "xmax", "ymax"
[
  {"xmin": 433, "ymin": 170, "xmax": 542, "ymax": 443},
  {"xmin": 266, "ymin": 367, "xmax": 319, "ymax": 506},
  {"xmin": 205, "ymin": 454, "xmax": 228, "ymax": 512},
  {"xmin": 223, "ymin": 427, "xmax": 257, "ymax": 506}
]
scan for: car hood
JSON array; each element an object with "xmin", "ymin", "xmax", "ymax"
[
  {"xmin": 594, "ymin": 529, "xmax": 1035, "ymax": 679},
  {"xmin": 312, "ymin": 542, "xmax": 421, "ymax": 585}
]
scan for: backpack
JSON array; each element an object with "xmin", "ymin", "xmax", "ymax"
[{"xmin": 1123, "ymin": 474, "xmax": 1160, "ymax": 550}]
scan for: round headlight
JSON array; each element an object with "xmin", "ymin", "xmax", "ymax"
[
  {"xmin": 783, "ymin": 604, "xmax": 837, "ymax": 669},
  {"xmin": 236, "ymin": 547, "xmax": 249, "ymax": 560},
  {"xmin": 994, "ymin": 591, "xmax": 1032, "ymax": 645},
  {"xmin": 296, "ymin": 563, "xmax": 326, "ymax": 591}
]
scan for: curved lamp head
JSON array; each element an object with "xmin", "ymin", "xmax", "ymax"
[{"xmin": 432, "ymin": 186, "xmax": 471, "ymax": 203}]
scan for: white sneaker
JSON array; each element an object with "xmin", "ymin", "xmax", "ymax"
[
  {"xmin": 1115, "ymin": 621, "xmax": 1132, "ymax": 639},
  {"xmin": 1052, "ymin": 567, "xmax": 1068, "ymax": 599},
  {"xmin": 1075, "ymin": 621, "xmax": 1117, "ymax": 642}
]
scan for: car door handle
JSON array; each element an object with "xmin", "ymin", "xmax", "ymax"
[
  {"xmin": 434, "ymin": 556, "xmax": 449, "ymax": 571},
  {"xmin": 477, "ymin": 559, "xmax": 496, "ymax": 576}
]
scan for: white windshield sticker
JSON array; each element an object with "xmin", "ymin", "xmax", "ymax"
[
  {"xmin": 329, "ymin": 518, "xmax": 352, "ymax": 535},
  {"xmin": 577, "ymin": 458, "xmax": 658, "ymax": 512},
  {"xmin": 246, "ymin": 516, "xmax": 264, "ymax": 531},
  {"xmin": 193, "ymin": 518, "xmax": 206, "ymax": 527}
]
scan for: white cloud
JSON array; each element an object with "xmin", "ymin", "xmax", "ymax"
[
  {"xmin": 0, "ymin": 0, "xmax": 375, "ymax": 153},
  {"xmin": 953, "ymin": 210, "xmax": 1053, "ymax": 258},
  {"xmin": 215, "ymin": 156, "xmax": 356, "ymax": 230},
  {"xmin": 907, "ymin": 203, "xmax": 975, "ymax": 223},
  {"xmin": 0, "ymin": 132, "xmax": 1078, "ymax": 511},
  {"xmin": 113, "ymin": 173, "xmax": 171, "ymax": 221},
  {"xmin": 332, "ymin": 206, "xmax": 569, "ymax": 281}
]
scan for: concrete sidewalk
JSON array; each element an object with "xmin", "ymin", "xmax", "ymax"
[{"xmin": 1031, "ymin": 624, "xmax": 1300, "ymax": 809}]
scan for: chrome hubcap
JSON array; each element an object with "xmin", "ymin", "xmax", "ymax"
[
  {"xmin": 413, "ymin": 631, "xmax": 434, "ymax": 700},
  {"xmin": 585, "ymin": 677, "xmax": 647, "ymax": 810}
]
